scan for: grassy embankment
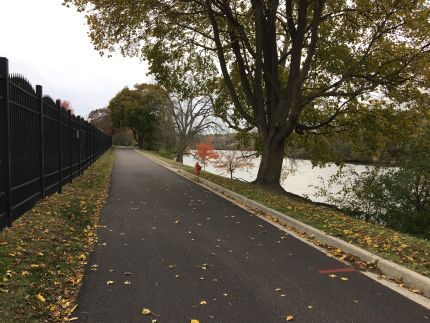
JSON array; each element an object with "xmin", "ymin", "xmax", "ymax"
[
  {"xmin": 144, "ymin": 150, "xmax": 430, "ymax": 282},
  {"xmin": 0, "ymin": 149, "xmax": 115, "ymax": 322}
]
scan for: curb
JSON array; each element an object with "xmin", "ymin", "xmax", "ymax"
[{"xmin": 138, "ymin": 151, "xmax": 430, "ymax": 299}]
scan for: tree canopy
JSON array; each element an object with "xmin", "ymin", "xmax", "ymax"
[
  {"xmin": 64, "ymin": 0, "xmax": 430, "ymax": 189},
  {"xmin": 108, "ymin": 84, "xmax": 176, "ymax": 150}
]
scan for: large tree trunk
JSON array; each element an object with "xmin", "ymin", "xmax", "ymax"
[
  {"xmin": 176, "ymin": 152, "xmax": 184, "ymax": 163},
  {"xmin": 175, "ymin": 141, "xmax": 186, "ymax": 163},
  {"xmin": 254, "ymin": 136, "xmax": 286, "ymax": 191}
]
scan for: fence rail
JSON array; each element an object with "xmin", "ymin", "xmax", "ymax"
[{"xmin": 0, "ymin": 57, "xmax": 111, "ymax": 230}]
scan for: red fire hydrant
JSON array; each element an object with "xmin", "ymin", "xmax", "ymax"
[{"xmin": 195, "ymin": 162, "xmax": 202, "ymax": 175}]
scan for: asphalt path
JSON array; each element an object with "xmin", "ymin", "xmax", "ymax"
[{"xmin": 76, "ymin": 148, "xmax": 430, "ymax": 322}]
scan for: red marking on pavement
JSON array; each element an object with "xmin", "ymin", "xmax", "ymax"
[{"xmin": 318, "ymin": 268, "xmax": 357, "ymax": 274}]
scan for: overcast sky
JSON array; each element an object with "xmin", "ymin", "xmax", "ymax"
[{"xmin": 1, "ymin": 0, "xmax": 152, "ymax": 117}]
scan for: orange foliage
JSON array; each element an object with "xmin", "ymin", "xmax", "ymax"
[
  {"xmin": 195, "ymin": 143, "xmax": 219, "ymax": 169},
  {"xmin": 60, "ymin": 100, "xmax": 74, "ymax": 114}
]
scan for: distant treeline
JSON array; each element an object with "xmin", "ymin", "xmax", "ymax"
[{"xmin": 196, "ymin": 106, "xmax": 430, "ymax": 166}]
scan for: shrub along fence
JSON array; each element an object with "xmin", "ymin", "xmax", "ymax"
[{"xmin": 0, "ymin": 57, "xmax": 111, "ymax": 230}]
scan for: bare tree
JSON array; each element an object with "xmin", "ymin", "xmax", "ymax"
[
  {"xmin": 213, "ymin": 150, "xmax": 254, "ymax": 180},
  {"xmin": 170, "ymin": 94, "xmax": 218, "ymax": 163}
]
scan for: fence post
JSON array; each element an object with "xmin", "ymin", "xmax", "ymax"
[
  {"xmin": 56, "ymin": 100, "xmax": 63, "ymax": 193},
  {"xmin": 86, "ymin": 121, "xmax": 89, "ymax": 168},
  {"xmin": 69, "ymin": 110, "xmax": 72, "ymax": 183},
  {"xmin": 92, "ymin": 124, "xmax": 95, "ymax": 163},
  {"xmin": 83, "ymin": 121, "xmax": 86, "ymax": 169},
  {"xmin": 36, "ymin": 85, "xmax": 45, "ymax": 198},
  {"xmin": 0, "ymin": 57, "xmax": 12, "ymax": 226},
  {"xmin": 88, "ymin": 122, "xmax": 93, "ymax": 165},
  {"xmin": 78, "ymin": 117, "xmax": 82, "ymax": 175}
]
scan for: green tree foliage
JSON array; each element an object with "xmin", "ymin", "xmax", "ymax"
[
  {"xmin": 317, "ymin": 118, "xmax": 430, "ymax": 238},
  {"xmin": 88, "ymin": 107, "xmax": 137, "ymax": 146},
  {"xmin": 64, "ymin": 0, "xmax": 430, "ymax": 190},
  {"xmin": 284, "ymin": 105, "xmax": 430, "ymax": 165},
  {"xmin": 88, "ymin": 108, "xmax": 113, "ymax": 135},
  {"xmin": 108, "ymin": 84, "xmax": 176, "ymax": 150}
]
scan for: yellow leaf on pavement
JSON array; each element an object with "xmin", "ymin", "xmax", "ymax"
[
  {"xmin": 142, "ymin": 308, "xmax": 151, "ymax": 315},
  {"xmin": 286, "ymin": 314, "xmax": 294, "ymax": 321},
  {"xmin": 191, "ymin": 320, "xmax": 200, "ymax": 323},
  {"xmin": 200, "ymin": 300, "xmax": 207, "ymax": 305}
]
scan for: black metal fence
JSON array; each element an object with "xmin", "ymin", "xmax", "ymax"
[{"xmin": 0, "ymin": 57, "xmax": 111, "ymax": 230}]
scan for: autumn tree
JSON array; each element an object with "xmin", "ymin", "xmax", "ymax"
[
  {"xmin": 213, "ymin": 150, "xmax": 254, "ymax": 180},
  {"xmin": 108, "ymin": 84, "xmax": 176, "ymax": 150},
  {"xmin": 64, "ymin": 0, "xmax": 430, "ymax": 190},
  {"xmin": 60, "ymin": 100, "xmax": 74, "ymax": 114},
  {"xmin": 195, "ymin": 142, "xmax": 219, "ymax": 170}
]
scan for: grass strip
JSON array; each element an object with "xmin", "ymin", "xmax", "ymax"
[
  {"xmin": 0, "ymin": 149, "xmax": 115, "ymax": 322},
  {"xmin": 144, "ymin": 150, "xmax": 430, "ymax": 279}
]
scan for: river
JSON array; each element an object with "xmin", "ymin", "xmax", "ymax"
[{"xmin": 183, "ymin": 150, "xmax": 371, "ymax": 204}]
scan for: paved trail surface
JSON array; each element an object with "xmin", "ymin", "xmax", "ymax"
[{"xmin": 76, "ymin": 149, "xmax": 429, "ymax": 322}]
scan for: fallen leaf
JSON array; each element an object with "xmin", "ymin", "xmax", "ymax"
[
  {"xmin": 36, "ymin": 293, "xmax": 46, "ymax": 303},
  {"xmin": 106, "ymin": 280, "xmax": 114, "ymax": 285},
  {"xmin": 286, "ymin": 314, "xmax": 294, "ymax": 321},
  {"xmin": 328, "ymin": 274, "xmax": 337, "ymax": 278},
  {"xmin": 340, "ymin": 277, "xmax": 349, "ymax": 281},
  {"xmin": 142, "ymin": 308, "xmax": 151, "ymax": 315},
  {"xmin": 275, "ymin": 288, "xmax": 282, "ymax": 292},
  {"xmin": 191, "ymin": 320, "xmax": 200, "ymax": 323},
  {"xmin": 200, "ymin": 300, "xmax": 207, "ymax": 305},
  {"xmin": 124, "ymin": 281, "xmax": 131, "ymax": 285}
]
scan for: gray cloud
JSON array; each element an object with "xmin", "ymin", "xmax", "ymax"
[{"xmin": 1, "ymin": 0, "xmax": 152, "ymax": 118}]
